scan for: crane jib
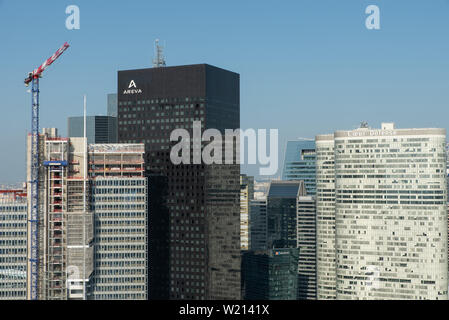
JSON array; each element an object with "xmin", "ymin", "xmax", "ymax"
[{"xmin": 24, "ymin": 42, "xmax": 70, "ymax": 84}]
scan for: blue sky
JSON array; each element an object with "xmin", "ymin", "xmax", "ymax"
[{"xmin": 0, "ymin": 0, "xmax": 448, "ymax": 183}]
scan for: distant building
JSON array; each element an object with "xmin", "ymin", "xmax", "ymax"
[
  {"xmin": 68, "ymin": 116, "xmax": 117, "ymax": 144},
  {"xmin": 0, "ymin": 189, "xmax": 27, "ymax": 300},
  {"xmin": 282, "ymin": 139, "xmax": 316, "ymax": 195},
  {"xmin": 249, "ymin": 199, "xmax": 267, "ymax": 251},
  {"xmin": 107, "ymin": 94, "xmax": 118, "ymax": 117},
  {"xmin": 266, "ymin": 181, "xmax": 303, "ymax": 249},
  {"xmin": 240, "ymin": 175, "xmax": 254, "ymax": 250},
  {"xmin": 242, "ymin": 248, "xmax": 299, "ymax": 300},
  {"xmin": 244, "ymin": 180, "xmax": 307, "ymax": 300}
]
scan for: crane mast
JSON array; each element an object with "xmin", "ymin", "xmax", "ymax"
[{"xmin": 25, "ymin": 42, "xmax": 70, "ymax": 300}]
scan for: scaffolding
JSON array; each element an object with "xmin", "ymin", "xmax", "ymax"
[{"xmin": 44, "ymin": 139, "xmax": 68, "ymax": 300}]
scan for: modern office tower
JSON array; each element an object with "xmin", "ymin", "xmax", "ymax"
[
  {"xmin": 297, "ymin": 192, "xmax": 317, "ymax": 300},
  {"xmin": 317, "ymin": 122, "xmax": 448, "ymax": 300},
  {"xmin": 90, "ymin": 144, "xmax": 148, "ymax": 300},
  {"xmin": 315, "ymin": 134, "xmax": 336, "ymax": 300},
  {"xmin": 249, "ymin": 199, "xmax": 267, "ymax": 251},
  {"xmin": 266, "ymin": 181, "xmax": 302, "ymax": 249},
  {"xmin": 26, "ymin": 129, "xmax": 94, "ymax": 300},
  {"xmin": 242, "ymin": 248, "xmax": 299, "ymax": 300},
  {"xmin": 0, "ymin": 189, "xmax": 27, "ymax": 300},
  {"xmin": 68, "ymin": 116, "xmax": 118, "ymax": 144},
  {"xmin": 282, "ymin": 139, "xmax": 316, "ymax": 195},
  {"xmin": 107, "ymin": 94, "xmax": 118, "ymax": 117},
  {"xmin": 26, "ymin": 128, "xmax": 147, "ymax": 300},
  {"xmin": 117, "ymin": 64, "xmax": 241, "ymax": 300},
  {"xmin": 240, "ymin": 175, "xmax": 254, "ymax": 250},
  {"xmin": 266, "ymin": 180, "xmax": 317, "ymax": 300}
]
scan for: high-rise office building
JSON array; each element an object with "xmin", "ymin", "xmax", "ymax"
[
  {"xmin": 243, "ymin": 181, "xmax": 304, "ymax": 300},
  {"xmin": 90, "ymin": 143, "xmax": 148, "ymax": 300},
  {"xmin": 240, "ymin": 175, "xmax": 254, "ymax": 250},
  {"xmin": 282, "ymin": 139, "xmax": 316, "ymax": 195},
  {"xmin": 117, "ymin": 64, "xmax": 241, "ymax": 300},
  {"xmin": 0, "ymin": 189, "xmax": 27, "ymax": 300},
  {"xmin": 266, "ymin": 181, "xmax": 302, "ymax": 249},
  {"xmin": 315, "ymin": 134, "xmax": 336, "ymax": 300},
  {"xmin": 26, "ymin": 128, "xmax": 147, "ymax": 300},
  {"xmin": 316, "ymin": 123, "xmax": 448, "ymax": 300},
  {"xmin": 68, "ymin": 116, "xmax": 118, "ymax": 144}
]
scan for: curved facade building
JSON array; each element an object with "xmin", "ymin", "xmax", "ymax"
[
  {"xmin": 316, "ymin": 123, "xmax": 448, "ymax": 300},
  {"xmin": 334, "ymin": 123, "xmax": 448, "ymax": 300}
]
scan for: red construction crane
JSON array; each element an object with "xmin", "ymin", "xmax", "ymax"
[
  {"xmin": 24, "ymin": 42, "xmax": 70, "ymax": 86},
  {"xmin": 24, "ymin": 42, "xmax": 70, "ymax": 300}
]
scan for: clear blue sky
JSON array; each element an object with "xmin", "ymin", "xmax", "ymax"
[{"xmin": 0, "ymin": 0, "xmax": 448, "ymax": 183}]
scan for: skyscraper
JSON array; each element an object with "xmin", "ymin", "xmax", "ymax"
[
  {"xmin": 117, "ymin": 64, "xmax": 241, "ymax": 300},
  {"xmin": 249, "ymin": 199, "xmax": 267, "ymax": 251},
  {"xmin": 316, "ymin": 122, "xmax": 448, "ymax": 300},
  {"xmin": 266, "ymin": 181, "xmax": 303, "ymax": 249},
  {"xmin": 243, "ymin": 180, "xmax": 308, "ymax": 300},
  {"xmin": 282, "ymin": 139, "xmax": 316, "ymax": 195},
  {"xmin": 242, "ymin": 248, "xmax": 299, "ymax": 300}
]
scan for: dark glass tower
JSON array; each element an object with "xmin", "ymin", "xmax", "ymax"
[
  {"xmin": 68, "ymin": 116, "xmax": 117, "ymax": 144},
  {"xmin": 117, "ymin": 64, "xmax": 241, "ymax": 300}
]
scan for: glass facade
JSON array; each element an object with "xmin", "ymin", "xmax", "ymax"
[
  {"xmin": 242, "ymin": 248, "xmax": 299, "ymax": 300},
  {"xmin": 117, "ymin": 64, "xmax": 241, "ymax": 300},
  {"xmin": 282, "ymin": 140, "xmax": 316, "ymax": 195},
  {"xmin": 68, "ymin": 116, "xmax": 118, "ymax": 144}
]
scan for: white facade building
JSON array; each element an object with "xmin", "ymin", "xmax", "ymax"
[{"xmin": 317, "ymin": 123, "xmax": 448, "ymax": 300}]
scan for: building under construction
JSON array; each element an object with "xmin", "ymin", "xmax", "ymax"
[{"xmin": 26, "ymin": 128, "xmax": 147, "ymax": 300}]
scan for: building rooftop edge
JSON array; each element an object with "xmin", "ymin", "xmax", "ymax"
[{"xmin": 117, "ymin": 63, "xmax": 239, "ymax": 76}]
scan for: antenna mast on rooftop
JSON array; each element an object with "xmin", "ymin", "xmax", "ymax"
[{"xmin": 153, "ymin": 39, "xmax": 166, "ymax": 68}]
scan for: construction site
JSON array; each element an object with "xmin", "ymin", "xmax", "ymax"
[
  {"xmin": 20, "ymin": 42, "xmax": 147, "ymax": 300},
  {"xmin": 26, "ymin": 129, "xmax": 147, "ymax": 300}
]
